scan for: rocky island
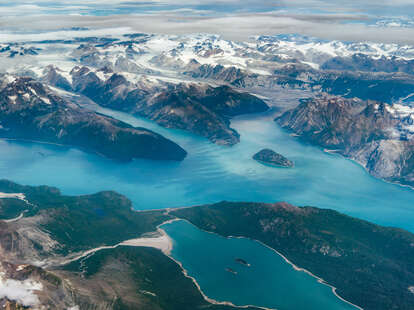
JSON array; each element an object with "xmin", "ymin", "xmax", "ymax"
[
  {"xmin": 235, "ymin": 258, "xmax": 250, "ymax": 267},
  {"xmin": 253, "ymin": 149, "xmax": 293, "ymax": 167},
  {"xmin": 225, "ymin": 267, "xmax": 238, "ymax": 275}
]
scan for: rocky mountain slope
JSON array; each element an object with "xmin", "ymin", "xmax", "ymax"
[
  {"xmin": 184, "ymin": 61, "xmax": 414, "ymax": 104},
  {"xmin": 5, "ymin": 33, "xmax": 414, "ymax": 106},
  {"xmin": 0, "ymin": 75, "xmax": 186, "ymax": 161},
  {"xmin": 276, "ymin": 95, "xmax": 414, "ymax": 186},
  {"xmin": 5, "ymin": 31, "xmax": 414, "ymax": 151},
  {"xmin": 171, "ymin": 201, "xmax": 414, "ymax": 310},
  {"xmin": 3, "ymin": 31, "xmax": 414, "ymax": 193},
  {"xmin": 42, "ymin": 65, "xmax": 269, "ymax": 145}
]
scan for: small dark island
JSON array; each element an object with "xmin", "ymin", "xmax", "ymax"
[
  {"xmin": 235, "ymin": 258, "xmax": 251, "ymax": 267},
  {"xmin": 253, "ymin": 149, "xmax": 293, "ymax": 167},
  {"xmin": 225, "ymin": 267, "xmax": 238, "ymax": 275}
]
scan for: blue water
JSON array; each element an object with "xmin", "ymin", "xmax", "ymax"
[
  {"xmin": 0, "ymin": 106, "xmax": 413, "ymax": 309},
  {"xmin": 1, "ymin": 105, "xmax": 414, "ymax": 231},
  {"xmin": 163, "ymin": 220, "xmax": 357, "ymax": 310}
]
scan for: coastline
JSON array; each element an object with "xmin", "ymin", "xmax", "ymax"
[
  {"xmin": 322, "ymin": 148, "xmax": 414, "ymax": 193},
  {"xmin": 164, "ymin": 250, "xmax": 274, "ymax": 310},
  {"xmin": 3, "ymin": 212, "xmax": 25, "ymax": 223},
  {"xmin": 43, "ymin": 225, "xmax": 174, "ymax": 268},
  {"xmin": 0, "ymin": 191, "xmax": 35, "ymax": 222},
  {"xmin": 151, "ymin": 218, "xmax": 275, "ymax": 310},
  {"xmin": 159, "ymin": 219, "xmax": 275, "ymax": 310},
  {"xmin": 275, "ymin": 118, "xmax": 414, "ymax": 195},
  {"xmin": 3, "ymin": 187, "xmax": 402, "ymax": 310},
  {"xmin": 48, "ymin": 217, "xmax": 273, "ymax": 310},
  {"xmin": 0, "ymin": 187, "xmax": 389, "ymax": 310},
  {"xmin": 0, "ymin": 137, "xmax": 107, "ymax": 160},
  {"xmin": 0, "ymin": 192, "xmax": 26, "ymax": 200},
  {"xmin": 254, "ymin": 159, "xmax": 294, "ymax": 168},
  {"xmin": 163, "ymin": 218, "xmax": 363, "ymax": 310},
  {"xmin": 250, "ymin": 238, "xmax": 363, "ymax": 310}
]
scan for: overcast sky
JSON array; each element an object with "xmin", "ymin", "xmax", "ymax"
[{"xmin": 2, "ymin": 0, "xmax": 414, "ymax": 44}]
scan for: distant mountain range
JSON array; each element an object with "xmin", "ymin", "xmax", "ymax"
[{"xmin": 2, "ymin": 31, "xmax": 414, "ymax": 184}]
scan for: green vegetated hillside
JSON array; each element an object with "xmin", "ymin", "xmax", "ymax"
[{"xmin": 171, "ymin": 201, "xmax": 414, "ymax": 310}]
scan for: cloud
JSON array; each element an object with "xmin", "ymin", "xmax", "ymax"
[
  {"xmin": 0, "ymin": 26, "xmax": 133, "ymax": 43},
  {"xmin": 0, "ymin": 275, "xmax": 43, "ymax": 307},
  {"xmin": 1, "ymin": 1, "xmax": 414, "ymax": 44},
  {"xmin": 1, "ymin": 11, "xmax": 414, "ymax": 45}
]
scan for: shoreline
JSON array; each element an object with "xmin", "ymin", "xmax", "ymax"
[
  {"xmin": 323, "ymin": 147, "xmax": 414, "ymax": 192},
  {"xmin": 162, "ymin": 218, "xmax": 363, "ymax": 310},
  {"xmin": 47, "ymin": 217, "xmax": 272, "ymax": 310},
  {"xmin": 160, "ymin": 219, "xmax": 274, "ymax": 310},
  {"xmin": 0, "ymin": 192, "xmax": 26, "ymax": 200},
  {"xmin": 43, "ymin": 225, "xmax": 174, "ymax": 268},
  {"xmin": 250, "ymin": 238, "xmax": 363, "ymax": 310},
  {"xmin": 0, "ymin": 187, "xmax": 394, "ymax": 309},
  {"xmin": 3, "ymin": 212, "xmax": 25, "ymax": 223},
  {"xmin": 164, "ymin": 249, "xmax": 274, "ymax": 310},
  {"xmin": 0, "ymin": 191, "xmax": 35, "ymax": 222},
  {"xmin": 153, "ymin": 218, "xmax": 274, "ymax": 310},
  {"xmin": 274, "ymin": 118, "xmax": 414, "ymax": 195}
]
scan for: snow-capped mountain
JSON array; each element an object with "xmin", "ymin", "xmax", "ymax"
[
  {"xmin": 5, "ymin": 33, "xmax": 414, "ymax": 82},
  {"xmin": 2, "ymin": 31, "xmax": 414, "ymax": 186},
  {"xmin": 2, "ymin": 31, "xmax": 414, "ymax": 108}
]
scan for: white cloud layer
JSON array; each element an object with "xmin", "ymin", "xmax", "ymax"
[
  {"xmin": 1, "ymin": 1, "xmax": 414, "ymax": 44},
  {"xmin": 0, "ymin": 272, "xmax": 42, "ymax": 306},
  {"xmin": 1, "ymin": 12, "xmax": 414, "ymax": 45}
]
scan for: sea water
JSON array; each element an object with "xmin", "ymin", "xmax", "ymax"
[
  {"xmin": 163, "ymin": 219, "xmax": 358, "ymax": 310},
  {"xmin": 0, "ymin": 107, "xmax": 413, "ymax": 309}
]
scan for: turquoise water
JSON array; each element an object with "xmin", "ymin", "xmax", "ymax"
[
  {"xmin": 163, "ymin": 220, "xmax": 357, "ymax": 310},
  {"xmin": 1, "ymin": 105, "xmax": 414, "ymax": 231},
  {"xmin": 0, "ymin": 106, "xmax": 413, "ymax": 309}
]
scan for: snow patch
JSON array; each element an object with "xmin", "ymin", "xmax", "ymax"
[
  {"xmin": 41, "ymin": 97, "xmax": 51, "ymax": 105},
  {"xmin": 0, "ymin": 192, "xmax": 26, "ymax": 200},
  {"xmin": 8, "ymin": 95, "xmax": 17, "ymax": 104}
]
